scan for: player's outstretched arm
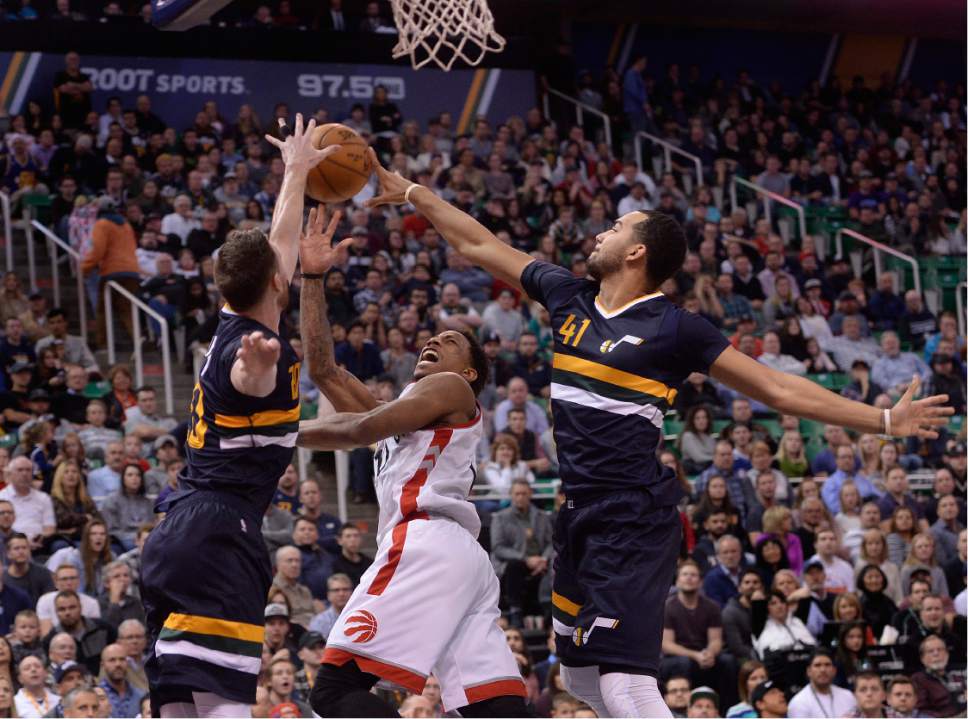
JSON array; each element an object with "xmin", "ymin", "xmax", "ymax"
[
  {"xmin": 297, "ymin": 372, "xmax": 474, "ymax": 450},
  {"xmin": 265, "ymin": 114, "xmax": 339, "ymax": 282},
  {"xmin": 365, "ymin": 149, "xmax": 533, "ymax": 291},
  {"xmin": 298, "ymin": 207, "xmax": 378, "ymax": 413},
  {"xmin": 710, "ymin": 346, "xmax": 953, "ymax": 438}
]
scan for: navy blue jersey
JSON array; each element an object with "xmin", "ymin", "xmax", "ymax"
[
  {"xmin": 174, "ymin": 308, "xmax": 300, "ymax": 516},
  {"xmin": 521, "ymin": 260, "xmax": 729, "ymax": 500}
]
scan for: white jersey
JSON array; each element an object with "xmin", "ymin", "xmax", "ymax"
[{"xmin": 371, "ymin": 383, "xmax": 482, "ymax": 544}]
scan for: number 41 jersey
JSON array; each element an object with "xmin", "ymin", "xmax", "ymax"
[
  {"xmin": 520, "ymin": 260, "xmax": 729, "ymax": 503},
  {"xmin": 178, "ymin": 307, "xmax": 301, "ymax": 515}
]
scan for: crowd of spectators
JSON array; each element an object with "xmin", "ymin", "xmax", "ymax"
[{"xmin": 0, "ymin": 33, "xmax": 965, "ymax": 719}]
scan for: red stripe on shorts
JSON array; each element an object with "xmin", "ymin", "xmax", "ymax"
[
  {"xmin": 464, "ymin": 678, "xmax": 529, "ymax": 704},
  {"xmin": 322, "ymin": 647, "xmax": 426, "ymax": 694},
  {"xmin": 366, "ymin": 521, "xmax": 409, "ymax": 596}
]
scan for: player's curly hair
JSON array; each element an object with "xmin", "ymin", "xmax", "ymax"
[
  {"xmin": 460, "ymin": 330, "xmax": 489, "ymax": 397},
  {"xmin": 215, "ymin": 229, "xmax": 278, "ymax": 312},
  {"xmin": 633, "ymin": 212, "xmax": 687, "ymax": 289}
]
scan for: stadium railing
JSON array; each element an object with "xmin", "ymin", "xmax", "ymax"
[
  {"xmin": 729, "ymin": 176, "xmax": 811, "ymax": 253},
  {"xmin": 30, "ymin": 220, "xmax": 89, "ymax": 346},
  {"xmin": 542, "ymin": 88, "xmax": 613, "ymax": 151},
  {"xmin": 956, "ymin": 281, "xmax": 966, "ymax": 337},
  {"xmin": 834, "ymin": 227, "xmax": 921, "ymax": 296},
  {"xmin": 103, "ymin": 280, "xmax": 175, "ymax": 415},
  {"xmin": 634, "ymin": 131, "xmax": 704, "ymax": 193},
  {"xmin": 468, "ymin": 478, "xmax": 561, "ymax": 503},
  {"xmin": 0, "ymin": 191, "xmax": 11, "ymax": 273}
]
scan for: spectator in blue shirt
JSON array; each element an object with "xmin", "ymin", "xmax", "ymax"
[
  {"xmin": 98, "ymin": 643, "xmax": 145, "ymax": 718},
  {"xmin": 622, "ymin": 56, "xmax": 651, "ymax": 133},
  {"xmin": 334, "ymin": 322, "xmax": 384, "ymax": 381},
  {"xmin": 867, "ymin": 274, "xmax": 906, "ymax": 331},
  {"xmin": 871, "ymin": 331, "xmax": 930, "ymax": 397},
  {"xmin": 821, "ymin": 445, "xmax": 882, "ymax": 514},
  {"xmin": 696, "ymin": 440, "xmax": 749, "ymax": 519},
  {"xmin": 702, "ymin": 534, "xmax": 745, "ymax": 608}
]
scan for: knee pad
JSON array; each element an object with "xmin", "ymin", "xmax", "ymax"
[{"xmin": 458, "ymin": 695, "xmax": 532, "ymax": 718}]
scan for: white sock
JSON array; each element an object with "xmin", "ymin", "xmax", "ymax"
[
  {"xmin": 161, "ymin": 702, "xmax": 199, "ymax": 718},
  {"xmin": 560, "ymin": 665, "xmax": 611, "ymax": 718},
  {"xmin": 599, "ymin": 672, "xmax": 671, "ymax": 718},
  {"xmin": 192, "ymin": 691, "xmax": 252, "ymax": 718}
]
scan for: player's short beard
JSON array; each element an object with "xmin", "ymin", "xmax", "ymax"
[{"xmin": 587, "ymin": 248, "xmax": 623, "ymax": 281}]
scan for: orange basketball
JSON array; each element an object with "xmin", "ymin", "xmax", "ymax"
[{"xmin": 305, "ymin": 123, "xmax": 372, "ymax": 203}]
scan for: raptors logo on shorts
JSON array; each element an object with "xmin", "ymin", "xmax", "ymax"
[{"xmin": 343, "ymin": 610, "xmax": 378, "ymax": 643}]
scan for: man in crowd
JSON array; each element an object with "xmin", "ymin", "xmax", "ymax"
[
  {"xmin": 787, "ymin": 649, "xmax": 857, "ymax": 717},
  {"xmin": 46, "ymin": 590, "xmax": 115, "ymax": 675},
  {"xmin": 696, "ymin": 441, "xmax": 748, "ymax": 518},
  {"xmin": 821, "ymin": 445, "xmax": 881, "ymax": 513},
  {"xmin": 663, "ymin": 676, "xmax": 691, "ymax": 718},
  {"xmin": 722, "ymin": 568, "xmax": 763, "ymax": 661},
  {"xmin": 807, "ymin": 529, "xmax": 855, "ymax": 592},
  {"xmin": 701, "ymin": 534, "xmax": 744, "ymax": 607},
  {"xmin": 490, "ymin": 479, "xmax": 553, "ymax": 627},
  {"xmin": 38, "ymin": 564, "xmax": 102, "ymax": 635},
  {"xmin": 293, "ymin": 631, "xmax": 325, "ymax": 702},
  {"xmin": 86, "ymin": 442, "xmax": 125, "ymax": 500},
  {"xmin": 751, "ymin": 679, "xmax": 788, "ymax": 718},
  {"xmin": 871, "ymin": 331, "xmax": 930, "ymax": 397},
  {"xmin": 272, "ymin": 546, "xmax": 315, "ymax": 628},
  {"xmin": 123, "ymin": 386, "xmax": 176, "ymax": 440},
  {"xmin": 3, "ymin": 532, "xmax": 54, "ymax": 603},
  {"xmin": 308, "ymin": 573, "xmax": 353, "ymax": 639},
  {"xmin": 686, "ymin": 686, "xmax": 720, "ymax": 719},
  {"xmin": 98, "ymin": 561, "xmax": 144, "ymax": 629},
  {"xmin": 331, "ymin": 522, "xmax": 372, "ymax": 587},
  {"xmin": 292, "ymin": 516, "xmax": 333, "ymax": 600},
  {"xmin": 98, "ymin": 642, "xmax": 145, "ymax": 717},
  {"xmin": 14, "ymin": 655, "xmax": 60, "ymax": 718},
  {"xmin": 34, "ymin": 308, "xmax": 98, "ymax": 375},
  {"xmin": 885, "ymin": 676, "xmax": 919, "ymax": 718},
  {"xmin": 848, "ymin": 672, "xmax": 888, "ymax": 719},
  {"xmin": 0, "ymin": 458, "xmax": 55, "ymax": 551},
  {"xmin": 911, "ymin": 635, "xmax": 966, "ymax": 717},
  {"xmin": 494, "ymin": 376, "xmax": 549, "ymax": 435},
  {"xmin": 60, "ymin": 687, "xmax": 99, "ymax": 719},
  {"xmin": 297, "ymin": 479, "xmax": 341, "ymax": 554}
]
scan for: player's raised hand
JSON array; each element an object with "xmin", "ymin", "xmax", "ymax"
[
  {"xmin": 364, "ymin": 148, "xmax": 414, "ymax": 207},
  {"xmin": 889, "ymin": 375, "xmax": 953, "ymax": 438},
  {"xmin": 265, "ymin": 113, "xmax": 338, "ymax": 170},
  {"xmin": 236, "ymin": 331, "xmax": 281, "ymax": 374},
  {"xmin": 299, "ymin": 207, "xmax": 351, "ymax": 275}
]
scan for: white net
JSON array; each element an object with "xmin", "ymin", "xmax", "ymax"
[{"xmin": 389, "ymin": 0, "xmax": 506, "ymax": 71}]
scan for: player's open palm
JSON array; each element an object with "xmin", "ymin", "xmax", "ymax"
[
  {"xmin": 890, "ymin": 375, "xmax": 953, "ymax": 438},
  {"xmin": 237, "ymin": 331, "xmax": 281, "ymax": 376},
  {"xmin": 299, "ymin": 207, "xmax": 351, "ymax": 275},
  {"xmin": 265, "ymin": 113, "xmax": 338, "ymax": 170},
  {"xmin": 365, "ymin": 148, "xmax": 412, "ymax": 207}
]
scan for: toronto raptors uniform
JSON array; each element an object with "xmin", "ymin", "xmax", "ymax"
[{"xmin": 322, "ymin": 384, "xmax": 526, "ymax": 711}]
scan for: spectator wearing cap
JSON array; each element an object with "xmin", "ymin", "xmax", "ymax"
[
  {"xmin": 0, "ymin": 457, "xmax": 55, "ymax": 550},
  {"xmin": 897, "ymin": 290, "xmax": 937, "ymax": 352},
  {"xmin": 787, "ymin": 649, "xmax": 857, "ymax": 718},
  {"xmin": 80, "ymin": 198, "xmax": 141, "ymax": 349},
  {"xmin": 35, "ymin": 308, "xmax": 99, "ymax": 376},
  {"xmin": 0, "ymin": 317, "xmax": 36, "ymax": 373},
  {"xmin": 14, "ymin": 655, "xmax": 59, "ymax": 718},
  {"xmin": 308, "ymin": 573, "xmax": 353, "ymax": 640},
  {"xmin": 52, "ymin": 661, "xmax": 89, "ymax": 710},
  {"xmin": 293, "ymin": 630, "xmax": 325, "ymax": 700},
  {"xmin": 750, "ymin": 679, "xmax": 788, "ymax": 718},
  {"xmin": 923, "ymin": 353, "xmax": 966, "ymax": 415},
  {"xmin": 98, "ymin": 642, "xmax": 144, "ymax": 718},
  {"xmin": 263, "ymin": 603, "xmax": 300, "ymax": 658},
  {"xmin": 868, "ymin": 273, "xmax": 906, "ymax": 332},
  {"xmin": 871, "ymin": 332, "xmax": 929, "ymax": 398},
  {"xmin": 686, "ymin": 686, "xmax": 720, "ymax": 718},
  {"xmin": 272, "ymin": 546, "xmax": 315, "ymax": 629},
  {"xmin": 0, "ymin": 360, "xmax": 35, "ymax": 430},
  {"xmin": 827, "ymin": 316, "xmax": 881, "ymax": 373}
]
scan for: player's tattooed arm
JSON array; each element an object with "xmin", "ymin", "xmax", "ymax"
[
  {"xmin": 365, "ymin": 148, "xmax": 533, "ymax": 292},
  {"xmin": 298, "ymin": 207, "xmax": 379, "ymax": 413},
  {"xmin": 265, "ymin": 113, "xmax": 338, "ymax": 282},
  {"xmin": 297, "ymin": 372, "xmax": 474, "ymax": 450},
  {"xmin": 711, "ymin": 345, "xmax": 952, "ymax": 438}
]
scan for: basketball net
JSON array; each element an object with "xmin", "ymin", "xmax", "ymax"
[{"xmin": 389, "ymin": 0, "xmax": 506, "ymax": 71}]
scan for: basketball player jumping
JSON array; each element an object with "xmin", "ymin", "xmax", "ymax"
[
  {"xmin": 140, "ymin": 115, "xmax": 336, "ymax": 718},
  {"xmin": 295, "ymin": 207, "xmax": 530, "ymax": 718},
  {"xmin": 364, "ymin": 150, "xmax": 952, "ymax": 718}
]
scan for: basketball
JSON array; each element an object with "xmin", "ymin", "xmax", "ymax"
[{"xmin": 305, "ymin": 123, "xmax": 372, "ymax": 203}]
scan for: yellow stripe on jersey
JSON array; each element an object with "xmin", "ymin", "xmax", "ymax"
[
  {"xmin": 552, "ymin": 353, "xmax": 677, "ymax": 403},
  {"xmin": 552, "ymin": 592, "xmax": 582, "ymax": 617},
  {"xmin": 214, "ymin": 406, "xmax": 301, "ymax": 428},
  {"xmin": 163, "ymin": 613, "xmax": 265, "ymax": 644}
]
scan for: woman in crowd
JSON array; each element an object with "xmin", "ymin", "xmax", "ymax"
[
  {"xmin": 23, "ymin": 420, "xmax": 56, "ymax": 492},
  {"xmin": 832, "ymin": 593, "xmax": 876, "ymax": 644},
  {"xmin": 49, "ymin": 459, "xmax": 101, "ymax": 552},
  {"xmin": 886, "ymin": 506, "xmax": 918, "ymax": 566},
  {"xmin": 380, "ymin": 327, "xmax": 417, "ymax": 393},
  {"xmin": 759, "ymin": 506, "xmax": 803, "ymax": 575},
  {"xmin": 762, "ymin": 274, "xmax": 798, "ymax": 329},
  {"xmin": 794, "ymin": 296, "xmax": 833, "ymax": 345},
  {"xmin": 871, "ymin": 441, "xmax": 902, "ymax": 489},
  {"xmin": 0, "ymin": 639, "xmax": 15, "ymax": 695},
  {"xmin": 778, "ymin": 316, "xmax": 808, "ymax": 361},
  {"xmin": 754, "ymin": 537, "xmax": 791, "ymax": 588},
  {"xmin": 748, "ymin": 441, "xmax": 791, "ymax": 505},
  {"xmin": 802, "ymin": 336, "xmax": 838, "ymax": 373},
  {"xmin": 0, "ymin": 675, "xmax": 15, "ymax": 718},
  {"xmin": 775, "ymin": 431, "xmax": 809, "ymax": 478},
  {"xmin": 725, "ymin": 660, "xmax": 768, "ymax": 718},
  {"xmin": 102, "ymin": 364, "xmax": 137, "ymax": 429},
  {"xmin": 751, "ymin": 589, "xmax": 816, "ymax": 658},
  {"xmin": 856, "ymin": 565, "xmax": 898, "ymax": 639},
  {"xmin": 55, "ymin": 432, "xmax": 91, "ymax": 475},
  {"xmin": 678, "ymin": 404, "xmax": 717, "ymax": 475},
  {"xmin": 901, "ymin": 532, "xmax": 950, "ymax": 597},
  {"xmin": 100, "ymin": 464, "xmax": 155, "ymax": 553},
  {"xmin": 480, "ymin": 434, "xmax": 534, "ymax": 498},
  {"xmin": 856, "ymin": 434, "xmax": 882, "ymax": 481},
  {"xmin": 833, "ymin": 621, "xmax": 871, "ymax": 688},
  {"xmin": 835, "ymin": 482, "xmax": 863, "ymax": 536},
  {"xmin": 534, "ymin": 661, "xmax": 567, "ymax": 717},
  {"xmin": 35, "ymin": 347, "xmax": 66, "ymax": 394},
  {"xmin": 692, "ymin": 475, "xmax": 745, "ymax": 543},
  {"xmin": 855, "ymin": 529, "xmax": 902, "ymax": 603},
  {"xmin": 46, "ymin": 519, "xmax": 113, "ymax": 596},
  {"xmin": 504, "ymin": 628, "xmax": 540, "ymax": 705}
]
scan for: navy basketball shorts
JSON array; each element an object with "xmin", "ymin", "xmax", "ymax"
[
  {"xmin": 140, "ymin": 492, "xmax": 272, "ymax": 709},
  {"xmin": 551, "ymin": 490, "xmax": 681, "ymax": 676}
]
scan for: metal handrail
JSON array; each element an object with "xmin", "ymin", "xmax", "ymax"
[
  {"xmin": 103, "ymin": 280, "xmax": 174, "ymax": 415},
  {"xmin": 957, "ymin": 282, "xmax": 966, "ymax": 339},
  {"xmin": 542, "ymin": 87, "xmax": 613, "ymax": 150},
  {"xmin": 634, "ymin": 131, "xmax": 704, "ymax": 187},
  {"xmin": 0, "ymin": 192, "xmax": 11, "ymax": 273},
  {"xmin": 22, "ymin": 207, "xmax": 37, "ymax": 292},
  {"xmin": 730, "ymin": 176, "xmax": 809, "ymax": 244},
  {"xmin": 30, "ymin": 220, "xmax": 88, "ymax": 345},
  {"xmin": 834, "ymin": 228, "xmax": 921, "ymax": 296}
]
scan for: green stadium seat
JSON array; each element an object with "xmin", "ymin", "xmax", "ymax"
[{"xmin": 83, "ymin": 380, "xmax": 111, "ymax": 398}]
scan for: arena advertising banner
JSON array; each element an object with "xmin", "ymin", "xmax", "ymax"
[{"xmin": 0, "ymin": 51, "xmax": 535, "ymax": 132}]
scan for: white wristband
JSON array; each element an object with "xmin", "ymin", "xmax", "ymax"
[
  {"xmin": 883, "ymin": 408, "xmax": 892, "ymax": 436},
  {"xmin": 404, "ymin": 183, "xmax": 420, "ymax": 204}
]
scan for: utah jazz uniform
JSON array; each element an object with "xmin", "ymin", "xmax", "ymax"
[
  {"xmin": 520, "ymin": 260, "xmax": 729, "ymax": 676},
  {"xmin": 140, "ymin": 307, "xmax": 300, "ymax": 709}
]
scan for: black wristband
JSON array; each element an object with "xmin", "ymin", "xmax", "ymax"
[{"xmin": 301, "ymin": 272, "xmax": 325, "ymax": 280}]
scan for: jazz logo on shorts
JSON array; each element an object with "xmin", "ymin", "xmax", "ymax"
[
  {"xmin": 344, "ymin": 610, "xmax": 379, "ymax": 643},
  {"xmin": 573, "ymin": 616, "xmax": 620, "ymax": 647}
]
